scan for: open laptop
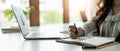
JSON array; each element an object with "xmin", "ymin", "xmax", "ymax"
[{"xmin": 11, "ymin": 5, "xmax": 67, "ymax": 40}]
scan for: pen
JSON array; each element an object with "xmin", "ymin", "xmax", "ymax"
[
  {"xmin": 74, "ymin": 23, "xmax": 78, "ymax": 35},
  {"xmin": 82, "ymin": 46, "xmax": 97, "ymax": 49}
]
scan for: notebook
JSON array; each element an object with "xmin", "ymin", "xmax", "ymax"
[
  {"xmin": 56, "ymin": 33, "xmax": 120, "ymax": 49},
  {"xmin": 11, "ymin": 5, "xmax": 67, "ymax": 40}
]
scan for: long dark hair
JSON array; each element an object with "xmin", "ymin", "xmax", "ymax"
[{"xmin": 96, "ymin": 0, "xmax": 114, "ymax": 34}]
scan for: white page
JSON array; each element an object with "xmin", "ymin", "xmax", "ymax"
[
  {"xmin": 62, "ymin": 37, "xmax": 113, "ymax": 46},
  {"xmin": 62, "ymin": 37, "xmax": 90, "ymax": 41},
  {"xmin": 80, "ymin": 37, "xmax": 113, "ymax": 46}
]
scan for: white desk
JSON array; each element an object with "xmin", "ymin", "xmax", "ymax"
[{"xmin": 0, "ymin": 24, "xmax": 120, "ymax": 51}]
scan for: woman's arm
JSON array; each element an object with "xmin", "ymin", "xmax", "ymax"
[{"xmin": 81, "ymin": 17, "xmax": 97, "ymax": 35}]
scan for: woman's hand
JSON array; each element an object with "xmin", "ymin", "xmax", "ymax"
[{"xmin": 69, "ymin": 25, "xmax": 84, "ymax": 39}]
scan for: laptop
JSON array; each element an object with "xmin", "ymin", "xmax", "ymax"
[{"xmin": 11, "ymin": 5, "xmax": 67, "ymax": 40}]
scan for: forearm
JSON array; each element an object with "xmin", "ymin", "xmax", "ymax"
[{"xmin": 80, "ymin": 18, "xmax": 97, "ymax": 36}]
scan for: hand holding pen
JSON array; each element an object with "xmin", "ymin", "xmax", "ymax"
[
  {"xmin": 69, "ymin": 23, "xmax": 84, "ymax": 39},
  {"xmin": 74, "ymin": 23, "xmax": 78, "ymax": 35}
]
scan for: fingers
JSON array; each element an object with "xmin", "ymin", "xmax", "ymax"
[
  {"xmin": 69, "ymin": 25, "xmax": 84, "ymax": 39},
  {"xmin": 69, "ymin": 25, "xmax": 76, "ymax": 32},
  {"xmin": 69, "ymin": 25, "xmax": 74, "ymax": 28},
  {"xmin": 70, "ymin": 32, "xmax": 78, "ymax": 39},
  {"xmin": 69, "ymin": 25, "xmax": 77, "ymax": 39}
]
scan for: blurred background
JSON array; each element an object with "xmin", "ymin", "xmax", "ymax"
[{"xmin": 0, "ymin": 0, "xmax": 97, "ymax": 29}]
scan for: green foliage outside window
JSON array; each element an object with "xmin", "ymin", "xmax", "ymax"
[
  {"xmin": 3, "ymin": 6, "xmax": 34, "ymax": 21},
  {"xmin": 41, "ymin": 10, "xmax": 63, "ymax": 25},
  {"xmin": 3, "ymin": 9, "xmax": 13, "ymax": 21}
]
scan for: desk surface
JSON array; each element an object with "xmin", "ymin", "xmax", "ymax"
[{"xmin": 0, "ymin": 24, "xmax": 120, "ymax": 51}]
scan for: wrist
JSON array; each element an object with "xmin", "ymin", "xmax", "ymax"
[{"xmin": 78, "ymin": 27, "xmax": 85, "ymax": 36}]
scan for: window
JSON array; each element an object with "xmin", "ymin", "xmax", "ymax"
[
  {"xmin": 0, "ymin": 0, "xmax": 97, "ymax": 27},
  {"xmin": 40, "ymin": 0, "xmax": 63, "ymax": 25},
  {"xmin": 0, "ymin": 0, "xmax": 29, "ymax": 27},
  {"xmin": 69, "ymin": 0, "xmax": 87, "ymax": 23},
  {"xmin": 39, "ymin": 0, "xmax": 90, "ymax": 25}
]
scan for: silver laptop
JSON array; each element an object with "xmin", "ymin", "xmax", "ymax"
[{"xmin": 11, "ymin": 5, "xmax": 67, "ymax": 40}]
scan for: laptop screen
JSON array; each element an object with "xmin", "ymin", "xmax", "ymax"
[{"xmin": 11, "ymin": 5, "xmax": 30, "ymax": 36}]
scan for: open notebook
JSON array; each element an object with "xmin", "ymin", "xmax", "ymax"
[{"xmin": 56, "ymin": 36, "xmax": 119, "ymax": 49}]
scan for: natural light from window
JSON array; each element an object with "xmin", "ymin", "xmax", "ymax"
[
  {"xmin": 40, "ymin": 0, "xmax": 89, "ymax": 25},
  {"xmin": 0, "ymin": 0, "xmax": 29, "ymax": 27},
  {"xmin": 0, "ymin": 0, "xmax": 96, "ymax": 26},
  {"xmin": 69, "ymin": 0, "xmax": 86, "ymax": 11},
  {"xmin": 69, "ymin": 0, "xmax": 87, "ymax": 23},
  {"xmin": 40, "ymin": 0, "xmax": 63, "ymax": 25}
]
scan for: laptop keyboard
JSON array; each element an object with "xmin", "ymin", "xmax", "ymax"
[{"xmin": 30, "ymin": 32, "xmax": 41, "ymax": 37}]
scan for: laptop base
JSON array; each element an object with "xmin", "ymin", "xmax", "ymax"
[{"xmin": 25, "ymin": 37, "xmax": 60, "ymax": 40}]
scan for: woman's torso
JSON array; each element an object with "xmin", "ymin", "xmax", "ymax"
[{"xmin": 100, "ymin": 10, "xmax": 120, "ymax": 37}]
